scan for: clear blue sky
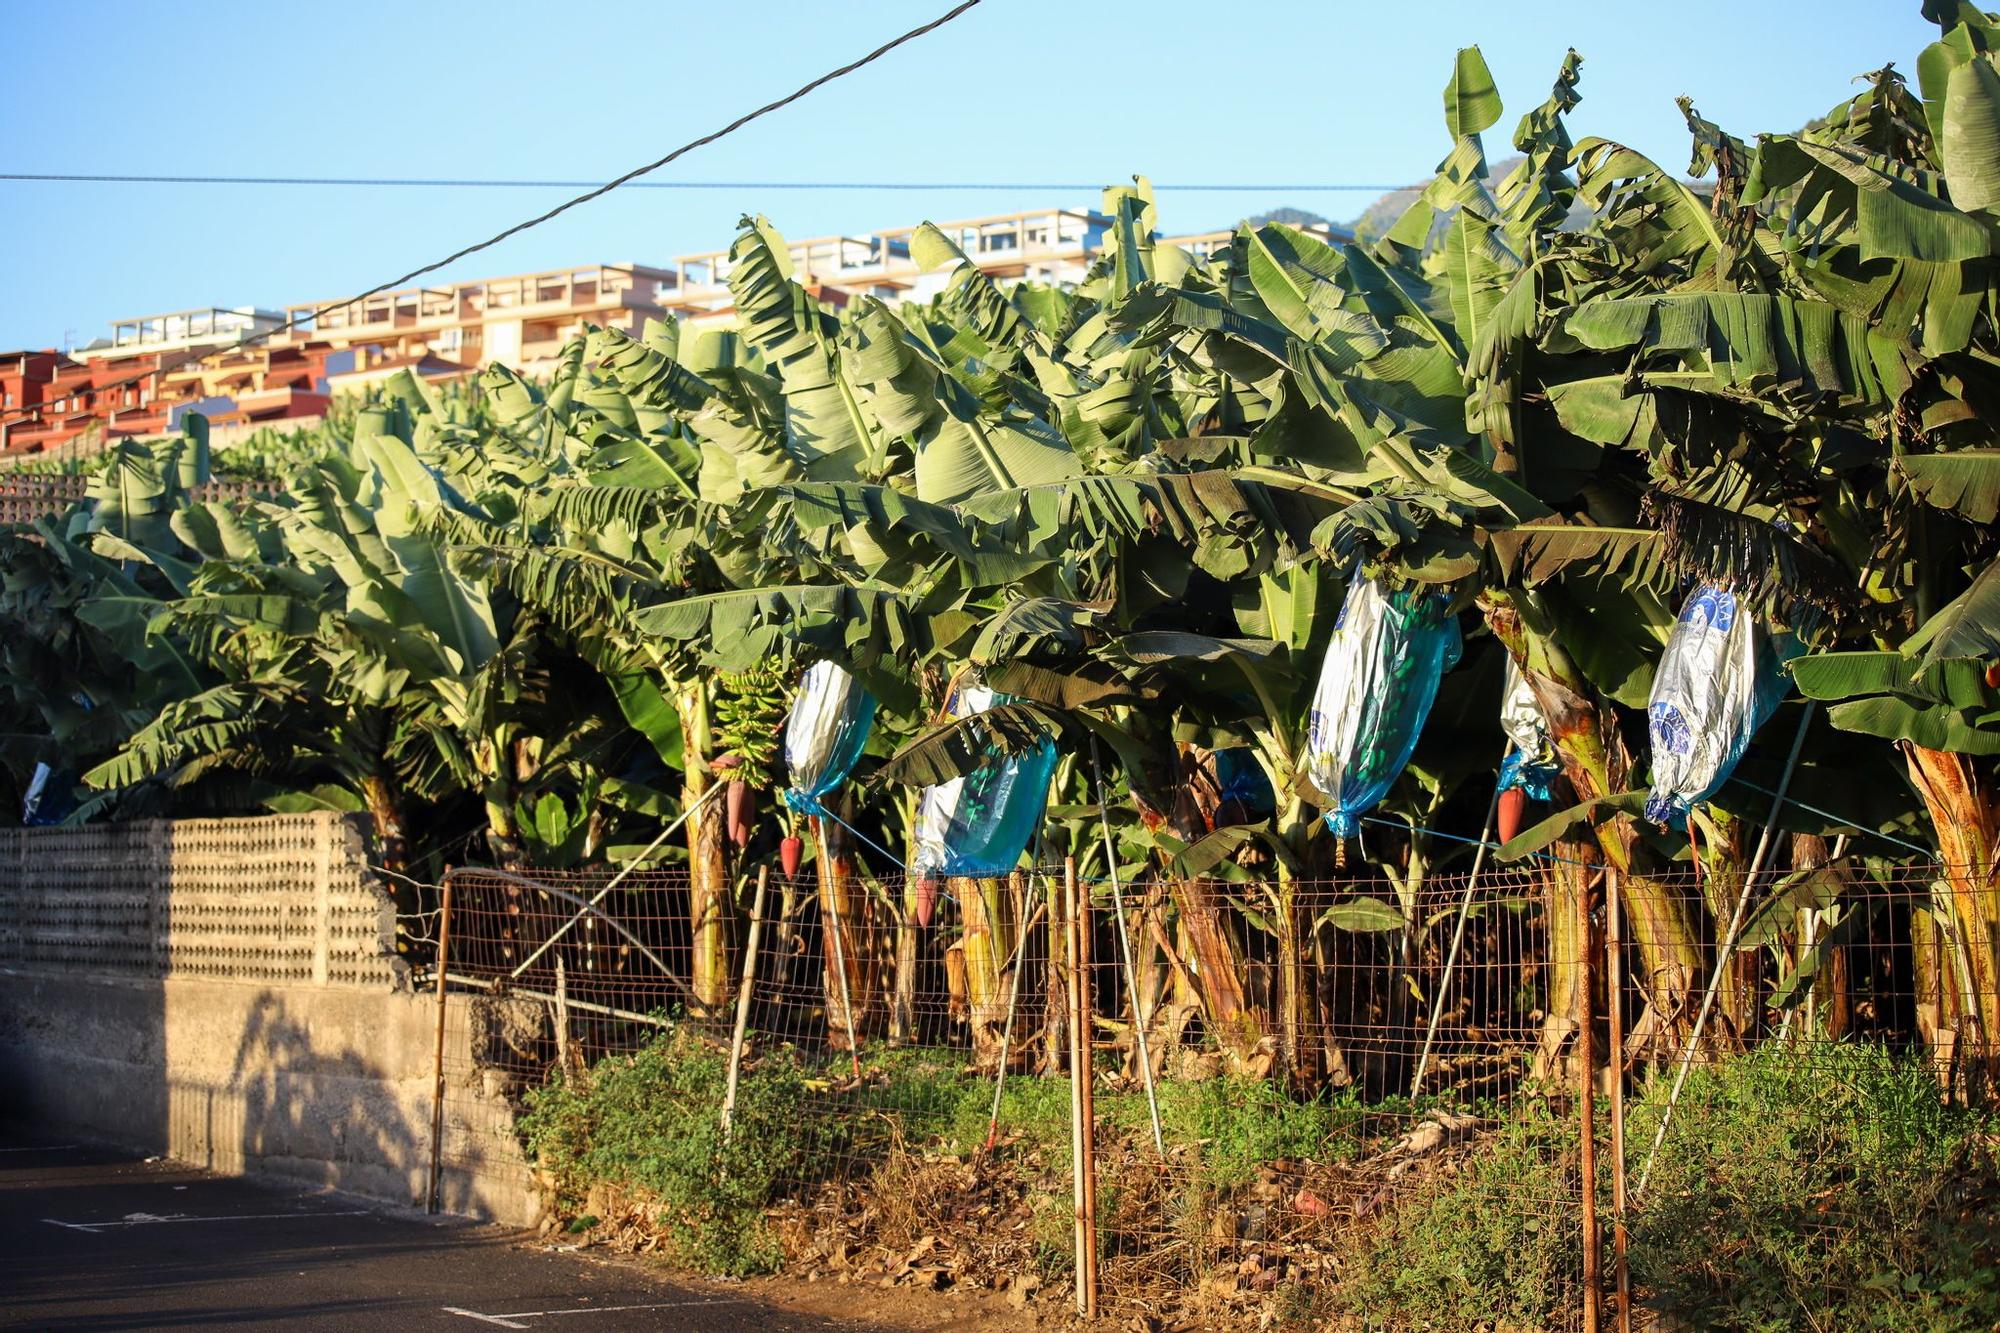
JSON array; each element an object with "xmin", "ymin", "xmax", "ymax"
[{"xmin": 0, "ymin": 0, "xmax": 1938, "ymax": 352}]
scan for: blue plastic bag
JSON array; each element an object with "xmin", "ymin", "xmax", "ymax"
[
  {"xmin": 782, "ymin": 661, "xmax": 877, "ymax": 816},
  {"xmin": 22, "ymin": 762, "xmax": 72, "ymax": 826},
  {"xmin": 1212, "ymin": 747, "xmax": 1276, "ymax": 821},
  {"xmin": 1305, "ymin": 577, "xmax": 1463, "ymax": 838},
  {"xmin": 1645, "ymin": 584, "xmax": 1803, "ymax": 827},
  {"xmin": 911, "ymin": 678, "xmax": 1057, "ymax": 883}
]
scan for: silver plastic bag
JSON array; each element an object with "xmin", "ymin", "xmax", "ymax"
[
  {"xmin": 782, "ymin": 661, "xmax": 875, "ymax": 816},
  {"xmin": 1304, "ymin": 577, "xmax": 1461, "ymax": 837},
  {"xmin": 1645, "ymin": 584, "xmax": 1796, "ymax": 827},
  {"xmin": 1497, "ymin": 659, "xmax": 1559, "ymax": 801}
]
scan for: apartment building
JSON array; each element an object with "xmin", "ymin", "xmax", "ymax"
[
  {"xmin": 276, "ymin": 262, "xmax": 679, "ymax": 375},
  {"xmin": 0, "ymin": 208, "xmax": 1352, "ymax": 459}
]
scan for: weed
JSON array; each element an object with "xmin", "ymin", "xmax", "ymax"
[
  {"xmin": 1332, "ymin": 1097, "xmax": 1583, "ymax": 1329},
  {"xmin": 518, "ymin": 1031, "xmax": 822, "ymax": 1276},
  {"xmin": 1627, "ymin": 1044, "xmax": 2000, "ymax": 1332},
  {"xmin": 1332, "ymin": 1047, "xmax": 2000, "ymax": 1332}
]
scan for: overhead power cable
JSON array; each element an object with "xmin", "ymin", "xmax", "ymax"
[
  {"xmin": 0, "ymin": 0, "xmax": 987, "ymax": 427},
  {"xmin": 2, "ymin": 173, "xmax": 1406, "ymax": 193}
]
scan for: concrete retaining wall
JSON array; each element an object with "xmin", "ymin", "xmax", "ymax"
[{"xmin": 0, "ymin": 814, "xmax": 541, "ymax": 1227}]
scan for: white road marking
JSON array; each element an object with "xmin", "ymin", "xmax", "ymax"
[
  {"xmin": 442, "ymin": 1311, "xmax": 531, "ymax": 1329},
  {"xmin": 42, "ymin": 1209, "xmax": 371, "ymax": 1233},
  {"xmin": 443, "ymin": 1299, "xmax": 753, "ymax": 1326}
]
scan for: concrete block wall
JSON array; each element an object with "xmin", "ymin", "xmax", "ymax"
[{"xmin": 0, "ymin": 814, "xmax": 541, "ymax": 1227}]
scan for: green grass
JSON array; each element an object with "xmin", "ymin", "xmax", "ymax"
[
  {"xmin": 842, "ymin": 1044, "xmax": 1380, "ymax": 1187},
  {"xmin": 518, "ymin": 1032, "xmax": 814, "ymax": 1276},
  {"xmin": 517, "ymin": 1036, "xmax": 1385, "ymax": 1278},
  {"xmin": 1334, "ymin": 1045, "xmax": 2000, "ymax": 1332},
  {"xmin": 520, "ymin": 1035, "xmax": 1999, "ymax": 1326},
  {"xmin": 1627, "ymin": 1045, "xmax": 2000, "ymax": 1332}
]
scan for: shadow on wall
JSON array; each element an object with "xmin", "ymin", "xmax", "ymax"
[
  {"xmin": 0, "ymin": 814, "xmax": 535, "ymax": 1222},
  {"xmin": 213, "ymin": 988, "xmax": 429, "ymax": 1207}
]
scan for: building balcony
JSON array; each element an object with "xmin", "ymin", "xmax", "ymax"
[
  {"xmin": 285, "ymin": 264, "xmax": 675, "ymax": 342},
  {"xmin": 78, "ymin": 307, "xmax": 285, "ymax": 361}
]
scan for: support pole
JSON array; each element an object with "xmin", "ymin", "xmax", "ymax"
[
  {"xmin": 426, "ymin": 870, "xmax": 456, "ymax": 1215},
  {"xmin": 1411, "ymin": 741, "xmax": 1511, "ymax": 1098},
  {"xmin": 1579, "ymin": 865, "xmax": 1601, "ymax": 1333},
  {"xmin": 817, "ymin": 816, "xmax": 864, "ymax": 1080},
  {"xmin": 980, "ymin": 901, "xmax": 1049, "ymax": 1160},
  {"xmin": 720, "ymin": 867, "xmax": 770, "ymax": 1140},
  {"xmin": 553, "ymin": 955, "xmax": 571, "ymax": 1075},
  {"xmin": 1607, "ymin": 868, "xmax": 1631, "ymax": 1333},
  {"xmin": 512, "ymin": 781, "xmax": 726, "ymax": 978},
  {"xmin": 1088, "ymin": 735, "xmax": 1164, "ymax": 1159},
  {"xmin": 1067, "ymin": 857, "xmax": 1098, "ymax": 1320},
  {"xmin": 1635, "ymin": 702, "xmax": 1816, "ymax": 1198},
  {"xmin": 1067, "ymin": 858, "xmax": 1085, "ymax": 1316}
]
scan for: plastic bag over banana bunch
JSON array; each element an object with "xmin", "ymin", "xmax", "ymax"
[
  {"xmin": 1305, "ymin": 576, "xmax": 1463, "ymax": 848},
  {"xmin": 781, "ymin": 661, "xmax": 878, "ymax": 877},
  {"xmin": 910, "ymin": 676, "xmax": 1059, "ymax": 928},
  {"xmin": 1644, "ymin": 583, "xmax": 1806, "ymax": 828},
  {"xmin": 1496, "ymin": 658, "xmax": 1561, "ymax": 845}
]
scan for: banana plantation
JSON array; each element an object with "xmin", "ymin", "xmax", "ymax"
[{"xmin": 8, "ymin": 10, "xmax": 2000, "ymax": 1317}]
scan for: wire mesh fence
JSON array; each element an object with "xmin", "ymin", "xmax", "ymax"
[
  {"xmin": 420, "ymin": 847, "xmax": 1999, "ymax": 1326},
  {"xmin": 0, "ymin": 472, "xmax": 270, "ymax": 527}
]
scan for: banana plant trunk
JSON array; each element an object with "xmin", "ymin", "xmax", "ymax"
[
  {"xmin": 891, "ymin": 896, "xmax": 919, "ymax": 1045},
  {"xmin": 953, "ymin": 875, "xmax": 1020, "ymax": 1072},
  {"xmin": 678, "ymin": 683, "xmax": 733, "ymax": 1019},
  {"xmin": 1156, "ymin": 777, "xmax": 1271, "ymax": 1077},
  {"xmin": 1486, "ymin": 596, "xmax": 1705, "ymax": 1058},
  {"xmin": 816, "ymin": 816, "xmax": 882, "ymax": 1049},
  {"xmin": 360, "ymin": 771, "xmax": 419, "ymax": 959},
  {"xmin": 1042, "ymin": 866, "xmax": 1070, "ymax": 1074},
  {"xmin": 483, "ymin": 777, "xmax": 523, "ymax": 868},
  {"xmin": 1693, "ymin": 812, "xmax": 1758, "ymax": 1048},
  {"xmin": 1533, "ymin": 845, "xmax": 1592, "ymax": 1084},
  {"xmin": 1168, "ymin": 876, "xmax": 1269, "ymax": 1076},
  {"xmin": 1902, "ymin": 743, "xmax": 2000, "ymax": 1095},
  {"xmin": 359, "ymin": 772, "xmax": 407, "ymax": 873},
  {"xmin": 1271, "ymin": 794, "xmax": 1317, "ymax": 1091}
]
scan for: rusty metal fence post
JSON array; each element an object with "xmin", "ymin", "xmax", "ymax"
[
  {"xmin": 427, "ymin": 869, "xmax": 456, "ymax": 1215},
  {"xmin": 1066, "ymin": 857, "xmax": 1098, "ymax": 1319},
  {"xmin": 1579, "ymin": 868, "xmax": 1601, "ymax": 1333},
  {"xmin": 1607, "ymin": 868, "xmax": 1631, "ymax": 1333}
]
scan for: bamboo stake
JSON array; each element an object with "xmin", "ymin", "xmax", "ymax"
[
  {"xmin": 1067, "ymin": 858, "xmax": 1086, "ymax": 1317},
  {"xmin": 1579, "ymin": 865, "xmax": 1601, "ymax": 1333},
  {"xmin": 817, "ymin": 816, "xmax": 864, "ymax": 1080},
  {"xmin": 980, "ymin": 901, "xmax": 1050, "ymax": 1160},
  {"xmin": 1088, "ymin": 735, "xmax": 1165, "ymax": 1159},
  {"xmin": 1635, "ymin": 702, "xmax": 1816, "ymax": 1198},
  {"xmin": 1079, "ymin": 858, "xmax": 1099, "ymax": 1321},
  {"xmin": 720, "ymin": 867, "xmax": 770, "ymax": 1140},
  {"xmin": 426, "ymin": 870, "xmax": 456, "ymax": 1215},
  {"xmin": 1411, "ymin": 741, "xmax": 1511, "ymax": 1098},
  {"xmin": 511, "ymin": 780, "xmax": 727, "ymax": 978},
  {"xmin": 1607, "ymin": 868, "xmax": 1631, "ymax": 1333},
  {"xmin": 553, "ymin": 955, "xmax": 571, "ymax": 1075},
  {"xmin": 1067, "ymin": 858, "xmax": 1099, "ymax": 1319},
  {"xmin": 473, "ymin": 867, "xmax": 691, "ymax": 1001},
  {"xmin": 446, "ymin": 973, "xmax": 677, "ymax": 1029}
]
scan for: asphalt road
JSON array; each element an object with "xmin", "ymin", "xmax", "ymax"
[{"xmin": 0, "ymin": 1127, "xmax": 863, "ymax": 1331}]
